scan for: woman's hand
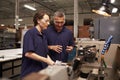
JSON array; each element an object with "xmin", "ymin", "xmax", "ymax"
[
  {"xmin": 46, "ymin": 58, "xmax": 55, "ymax": 65},
  {"xmin": 46, "ymin": 55, "xmax": 55, "ymax": 65}
]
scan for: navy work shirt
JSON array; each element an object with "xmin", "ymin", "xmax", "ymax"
[
  {"xmin": 44, "ymin": 26, "xmax": 74, "ymax": 62},
  {"xmin": 21, "ymin": 27, "xmax": 48, "ymax": 78}
]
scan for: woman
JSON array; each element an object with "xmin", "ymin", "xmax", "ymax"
[{"xmin": 21, "ymin": 11, "xmax": 54, "ymax": 79}]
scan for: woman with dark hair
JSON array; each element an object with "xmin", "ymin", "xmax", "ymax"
[{"xmin": 21, "ymin": 11, "xmax": 54, "ymax": 79}]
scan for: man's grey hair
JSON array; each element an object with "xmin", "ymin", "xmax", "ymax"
[{"xmin": 53, "ymin": 11, "xmax": 65, "ymax": 18}]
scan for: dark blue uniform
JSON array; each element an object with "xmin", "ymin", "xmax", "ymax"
[
  {"xmin": 44, "ymin": 26, "xmax": 74, "ymax": 62},
  {"xmin": 21, "ymin": 27, "xmax": 48, "ymax": 78}
]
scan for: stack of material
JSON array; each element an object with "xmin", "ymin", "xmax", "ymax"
[
  {"xmin": 66, "ymin": 25, "xmax": 73, "ymax": 33},
  {"xmin": 78, "ymin": 26, "xmax": 90, "ymax": 38}
]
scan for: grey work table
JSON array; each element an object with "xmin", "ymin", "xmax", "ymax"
[{"xmin": 0, "ymin": 48, "xmax": 22, "ymax": 79}]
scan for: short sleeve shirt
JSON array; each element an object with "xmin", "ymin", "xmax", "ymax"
[
  {"xmin": 44, "ymin": 26, "xmax": 74, "ymax": 62},
  {"xmin": 21, "ymin": 27, "xmax": 48, "ymax": 78}
]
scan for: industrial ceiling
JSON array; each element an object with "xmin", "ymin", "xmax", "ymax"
[{"xmin": 0, "ymin": 0, "xmax": 120, "ymax": 19}]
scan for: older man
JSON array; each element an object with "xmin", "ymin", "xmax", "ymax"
[{"xmin": 44, "ymin": 11, "xmax": 74, "ymax": 62}]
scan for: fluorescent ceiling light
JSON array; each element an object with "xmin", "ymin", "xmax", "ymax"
[
  {"xmin": 24, "ymin": 4, "xmax": 36, "ymax": 11},
  {"xmin": 1, "ymin": 24, "xmax": 5, "ymax": 26},
  {"xmin": 14, "ymin": 23, "xmax": 20, "ymax": 26},
  {"xmin": 110, "ymin": 0, "xmax": 116, "ymax": 3},
  {"xmin": 112, "ymin": 7, "xmax": 118, "ymax": 13},
  {"xmin": 18, "ymin": 19, "xmax": 23, "ymax": 21}
]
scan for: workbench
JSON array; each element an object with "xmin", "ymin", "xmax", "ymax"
[{"xmin": 0, "ymin": 48, "xmax": 22, "ymax": 79}]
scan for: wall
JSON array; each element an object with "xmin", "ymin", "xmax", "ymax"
[
  {"xmin": 94, "ymin": 17, "xmax": 120, "ymax": 44},
  {"xmin": 0, "ymin": 17, "xmax": 33, "ymax": 27},
  {"xmin": 105, "ymin": 44, "xmax": 119, "ymax": 68}
]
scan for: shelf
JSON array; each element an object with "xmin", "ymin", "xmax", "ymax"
[{"xmin": 0, "ymin": 30, "xmax": 16, "ymax": 49}]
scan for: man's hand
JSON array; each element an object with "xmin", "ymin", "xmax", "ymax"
[
  {"xmin": 48, "ymin": 45, "xmax": 62, "ymax": 53},
  {"xmin": 66, "ymin": 46, "xmax": 73, "ymax": 53}
]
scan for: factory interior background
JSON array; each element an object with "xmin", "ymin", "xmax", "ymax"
[{"xmin": 0, "ymin": 0, "xmax": 120, "ymax": 80}]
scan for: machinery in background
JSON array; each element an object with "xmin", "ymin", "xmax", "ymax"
[
  {"xmin": 70, "ymin": 35, "xmax": 113, "ymax": 80},
  {"xmin": 78, "ymin": 45, "xmax": 97, "ymax": 63},
  {"xmin": 69, "ymin": 45, "xmax": 98, "ymax": 80}
]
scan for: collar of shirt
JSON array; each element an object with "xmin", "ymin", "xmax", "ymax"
[
  {"xmin": 52, "ymin": 25, "xmax": 65, "ymax": 33},
  {"xmin": 34, "ymin": 27, "xmax": 44, "ymax": 37}
]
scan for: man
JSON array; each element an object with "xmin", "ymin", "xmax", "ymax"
[{"xmin": 44, "ymin": 11, "xmax": 74, "ymax": 62}]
